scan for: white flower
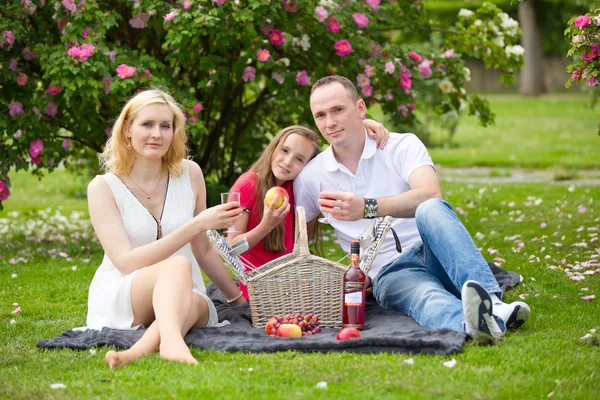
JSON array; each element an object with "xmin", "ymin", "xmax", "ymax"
[
  {"xmin": 499, "ymin": 13, "xmax": 519, "ymax": 37},
  {"xmin": 463, "ymin": 67, "xmax": 471, "ymax": 82},
  {"xmin": 439, "ymin": 79, "xmax": 454, "ymax": 93},
  {"xmin": 277, "ymin": 58, "xmax": 290, "ymax": 67},
  {"xmin": 572, "ymin": 35, "xmax": 584, "ymax": 44},
  {"xmin": 458, "ymin": 9, "xmax": 474, "ymax": 18},
  {"xmin": 493, "ymin": 36, "xmax": 505, "ymax": 47},
  {"xmin": 299, "ymin": 34, "xmax": 310, "ymax": 51},
  {"xmin": 488, "ymin": 22, "xmax": 500, "ymax": 36},
  {"xmin": 459, "ymin": 99, "xmax": 468, "ymax": 113},
  {"xmin": 505, "ymin": 45, "xmax": 525, "ymax": 57},
  {"xmin": 319, "ymin": 0, "xmax": 338, "ymax": 8},
  {"xmin": 474, "ymin": 19, "xmax": 482, "ymax": 27}
]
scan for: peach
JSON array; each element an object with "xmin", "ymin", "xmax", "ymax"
[
  {"xmin": 276, "ymin": 324, "xmax": 302, "ymax": 338},
  {"xmin": 336, "ymin": 327, "xmax": 362, "ymax": 341},
  {"xmin": 265, "ymin": 186, "xmax": 289, "ymax": 209}
]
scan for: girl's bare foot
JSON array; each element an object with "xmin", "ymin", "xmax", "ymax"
[
  {"xmin": 105, "ymin": 350, "xmax": 126, "ymax": 369},
  {"xmin": 159, "ymin": 341, "xmax": 198, "ymax": 365}
]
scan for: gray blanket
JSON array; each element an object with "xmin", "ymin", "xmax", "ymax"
[{"xmin": 37, "ymin": 263, "xmax": 521, "ymax": 355}]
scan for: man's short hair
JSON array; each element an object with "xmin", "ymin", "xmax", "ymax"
[{"xmin": 310, "ymin": 75, "xmax": 360, "ymax": 102}]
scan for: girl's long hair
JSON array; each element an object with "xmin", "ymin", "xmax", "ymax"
[
  {"xmin": 249, "ymin": 125, "xmax": 321, "ymax": 252},
  {"xmin": 101, "ymin": 89, "xmax": 188, "ymax": 177}
]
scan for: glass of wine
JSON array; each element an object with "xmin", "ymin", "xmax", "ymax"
[
  {"xmin": 221, "ymin": 192, "xmax": 241, "ymax": 233},
  {"xmin": 318, "ymin": 181, "xmax": 339, "ymax": 224}
]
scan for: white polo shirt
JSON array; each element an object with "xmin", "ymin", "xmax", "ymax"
[{"xmin": 294, "ymin": 132, "xmax": 435, "ymax": 279}]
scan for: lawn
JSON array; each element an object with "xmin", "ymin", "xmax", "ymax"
[
  {"xmin": 1, "ymin": 171, "xmax": 599, "ymax": 399},
  {"xmin": 373, "ymin": 93, "xmax": 600, "ymax": 170}
]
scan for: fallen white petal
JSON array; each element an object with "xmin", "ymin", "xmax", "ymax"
[
  {"xmin": 71, "ymin": 266, "xmax": 77, "ymax": 271},
  {"xmin": 315, "ymin": 381, "xmax": 328, "ymax": 389},
  {"xmin": 89, "ymin": 349, "xmax": 97, "ymax": 355},
  {"xmin": 580, "ymin": 333, "xmax": 592, "ymax": 340},
  {"xmin": 404, "ymin": 358, "xmax": 414, "ymax": 365},
  {"xmin": 10, "ymin": 319, "xmax": 16, "ymax": 324},
  {"xmin": 50, "ymin": 383, "xmax": 66, "ymax": 389},
  {"xmin": 12, "ymin": 303, "xmax": 18, "ymax": 307},
  {"xmin": 11, "ymin": 274, "xmax": 17, "ymax": 279},
  {"xmin": 11, "ymin": 307, "xmax": 21, "ymax": 314},
  {"xmin": 443, "ymin": 358, "xmax": 457, "ymax": 368},
  {"xmin": 247, "ymin": 368, "xmax": 253, "ymax": 372},
  {"xmin": 591, "ymin": 329, "xmax": 597, "ymax": 333}
]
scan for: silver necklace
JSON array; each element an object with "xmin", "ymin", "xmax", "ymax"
[{"xmin": 127, "ymin": 173, "xmax": 162, "ymax": 200}]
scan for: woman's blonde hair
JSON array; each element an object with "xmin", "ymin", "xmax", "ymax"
[
  {"xmin": 249, "ymin": 125, "xmax": 321, "ymax": 253},
  {"xmin": 100, "ymin": 89, "xmax": 188, "ymax": 177}
]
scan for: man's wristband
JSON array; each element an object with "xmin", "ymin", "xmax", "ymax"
[{"xmin": 363, "ymin": 198, "xmax": 378, "ymax": 219}]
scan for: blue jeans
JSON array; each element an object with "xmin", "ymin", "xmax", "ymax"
[{"xmin": 372, "ymin": 198, "xmax": 502, "ymax": 332}]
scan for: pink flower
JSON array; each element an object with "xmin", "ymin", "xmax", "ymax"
[
  {"xmin": 269, "ymin": 29, "xmax": 284, "ymax": 45},
  {"xmin": 193, "ymin": 103, "xmax": 203, "ymax": 113},
  {"xmin": 296, "ymin": 70, "xmax": 309, "ymax": 86},
  {"xmin": 315, "ymin": 6, "xmax": 328, "ymax": 23},
  {"xmin": 272, "ymin": 72, "xmax": 284, "ymax": 84},
  {"xmin": 409, "ymin": 51, "xmax": 422, "ymax": 62},
  {"xmin": 129, "ymin": 12, "xmax": 150, "ymax": 29},
  {"xmin": 183, "ymin": 0, "xmax": 192, "ymax": 9},
  {"xmin": 364, "ymin": 64, "xmax": 375, "ymax": 77},
  {"xmin": 8, "ymin": 101, "xmax": 23, "ymax": 118},
  {"xmin": 353, "ymin": 13, "xmax": 369, "ymax": 29},
  {"xmin": 212, "ymin": 0, "xmax": 226, "ymax": 5},
  {"xmin": 385, "ymin": 90, "xmax": 393, "ymax": 100},
  {"xmin": 16, "ymin": 73, "xmax": 28, "ymax": 86},
  {"xmin": 585, "ymin": 75, "xmax": 598, "ymax": 87},
  {"xmin": 356, "ymin": 73, "xmax": 370, "ymax": 87},
  {"xmin": 82, "ymin": 29, "xmax": 91, "ymax": 39},
  {"xmin": 62, "ymin": 138, "xmax": 71, "ymax": 151},
  {"xmin": 47, "ymin": 83, "xmax": 61, "ymax": 96},
  {"xmin": 327, "ymin": 17, "xmax": 340, "ymax": 33},
  {"xmin": 189, "ymin": 115, "xmax": 198, "ymax": 122},
  {"xmin": 257, "ymin": 49, "xmax": 270, "ymax": 62},
  {"xmin": 260, "ymin": 24, "xmax": 273, "ymax": 36},
  {"xmin": 366, "ymin": 0, "xmax": 381, "ymax": 12},
  {"xmin": 242, "ymin": 66, "xmax": 256, "ymax": 82},
  {"xmin": 334, "ymin": 40, "xmax": 352, "ymax": 57},
  {"xmin": 30, "ymin": 138, "xmax": 44, "ymax": 159},
  {"xmin": 22, "ymin": 47, "xmax": 37, "ymax": 60},
  {"xmin": 419, "ymin": 59, "xmax": 433, "ymax": 77},
  {"xmin": 33, "ymin": 107, "xmax": 42, "ymax": 119},
  {"xmin": 164, "ymin": 11, "xmax": 179, "ymax": 22},
  {"xmin": 2, "ymin": 31, "xmax": 16, "ymax": 49},
  {"xmin": 116, "ymin": 64, "xmax": 136, "ymax": 79},
  {"xmin": 572, "ymin": 69, "xmax": 582, "ymax": 81},
  {"xmin": 0, "ymin": 180, "xmax": 10, "ymax": 201},
  {"xmin": 442, "ymin": 49, "xmax": 455, "ymax": 58},
  {"xmin": 283, "ymin": 0, "xmax": 297, "ymax": 12},
  {"xmin": 575, "ymin": 16, "xmax": 591, "ymax": 28},
  {"xmin": 79, "ymin": 43, "xmax": 95, "ymax": 60},
  {"xmin": 361, "ymin": 85, "xmax": 373, "ymax": 98},
  {"xmin": 399, "ymin": 74, "xmax": 412, "ymax": 90},
  {"xmin": 582, "ymin": 45, "xmax": 600, "ymax": 62},
  {"xmin": 9, "ymin": 59, "xmax": 17, "ymax": 71},
  {"xmin": 46, "ymin": 101, "xmax": 58, "ymax": 117},
  {"xmin": 144, "ymin": 69, "xmax": 152, "ymax": 78},
  {"xmin": 104, "ymin": 50, "xmax": 117, "ymax": 61},
  {"xmin": 62, "ymin": 0, "xmax": 77, "ymax": 13},
  {"xmin": 385, "ymin": 61, "xmax": 395, "ymax": 74},
  {"xmin": 102, "ymin": 76, "xmax": 112, "ymax": 94}
]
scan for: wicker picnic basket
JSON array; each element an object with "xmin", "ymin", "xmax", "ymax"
[{"xmin": 207, "ymin": 206, "xmax": 393, "ymax": 329}]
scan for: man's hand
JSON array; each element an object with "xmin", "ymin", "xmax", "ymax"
[{"xmin": 318, "ymin": 191, "xmax": 365, "ymax": 221}]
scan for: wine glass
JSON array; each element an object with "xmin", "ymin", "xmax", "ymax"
[
  {"xmin": 318, "ymin": 181, "xmax": 339, "ymax": 224},
  {"xmin": 221, "ymin": 192, "xmax": 241, "ymax": 233}
]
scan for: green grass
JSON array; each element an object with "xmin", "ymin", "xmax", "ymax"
[
  {"xmin": 373, "ymin": 93, "xmax": 600, "ymax": 170},
  {"xmin": 1, "ymin": 171, "xmax": 599, "ymax": 399}
]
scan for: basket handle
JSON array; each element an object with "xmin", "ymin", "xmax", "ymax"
[{"xmin": 292, "ymin": 206, "xmax": 310, "ymax": 256}]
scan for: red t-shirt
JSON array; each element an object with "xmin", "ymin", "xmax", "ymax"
[{"xmin": 230, "ymin": 171, "xmax": 296, "ymax": 299}]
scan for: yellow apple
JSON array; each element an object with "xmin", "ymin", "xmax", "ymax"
[
  {"xmin": 276, "ymin": 324, "xmax": 302, "ymax": 338},
  {"xmin": 265, "ymin": 186, "xmax": 289, "ymax": 209}
]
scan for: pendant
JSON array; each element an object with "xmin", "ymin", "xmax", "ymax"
[{"xmin": 147, "ymin": 196, "xmax": 150, "ymax": 199}]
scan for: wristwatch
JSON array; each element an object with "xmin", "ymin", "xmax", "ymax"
[{"xmin": 363, "ymin": 198, "xmax": 378, "ymax": 219}]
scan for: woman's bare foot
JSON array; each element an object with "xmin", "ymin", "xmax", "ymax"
[
  {"xmin": 159, "ymin": 341, "xmax": 198, "ymax": 365},
  {"xmin": 105, "ymin": 350, "xmax": 126, "ymax": 369}
]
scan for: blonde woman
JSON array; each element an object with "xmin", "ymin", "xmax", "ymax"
[{"xmin": 86, "ymin": 89, "xmax": 245, "ymax": 368}]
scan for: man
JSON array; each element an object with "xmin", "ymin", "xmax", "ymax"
[{"xmin": 294, "ymin": 75, "xmax": 530, "ymax": 339}]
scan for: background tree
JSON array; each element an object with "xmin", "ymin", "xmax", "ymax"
[{"xmin": 0, "ymin": 0, "xmax": 524, "ymax": 209}]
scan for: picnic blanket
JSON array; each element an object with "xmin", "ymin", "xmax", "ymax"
[{"xmin": 37, "ymin": 263, "xmax": 521, "ymax": 355}]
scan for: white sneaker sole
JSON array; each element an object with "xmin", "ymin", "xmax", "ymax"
[
  {"xmin": 462, "ymin": 280, "xmax": 506, "ymax": 340},
  {"xmin": 506, "ymin": 301, "xmax": 530, "ymax": 329}
]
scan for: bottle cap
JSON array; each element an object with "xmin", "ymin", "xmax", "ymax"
[{"xmin": 351, "ymin": 240, "xmax": 360, "ymax": 254}]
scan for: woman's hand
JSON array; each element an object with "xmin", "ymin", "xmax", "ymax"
[
  {"xmin": 194, "ymin": 202, "xmax": 243, "ymax": 232},
  {"xmin": 260, "ymin": 194, "xmax": 290, "ymax": 231},
  {"xmin": 363, "ymin": 118, "xmax": 389, "ymax": 149}
]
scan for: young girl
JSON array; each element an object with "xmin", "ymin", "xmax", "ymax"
[
  {"xmin": 227, "ymin": 122, "xmax": 388, "ymax": 299},
  {"xmin": 86, "ymin": 89, "xmax": 245, "ymax": 368}
]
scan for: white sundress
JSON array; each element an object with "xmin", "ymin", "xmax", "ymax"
[{"xmin": 86, "ymin": 161, "xmax": 218, "ymax": 330}]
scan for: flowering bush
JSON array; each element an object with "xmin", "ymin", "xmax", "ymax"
[
  {"xmin": 566, "ymin": 10, "xmax": 600, "ymax": 88},
  {"xmin": 0, "ymin": 0, "xmax": 523, "ymax": 210}
]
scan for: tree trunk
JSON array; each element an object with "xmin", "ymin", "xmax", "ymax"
[{"xmin": 519, "ymin": 0, "xmax": 546, "ymax": 96}]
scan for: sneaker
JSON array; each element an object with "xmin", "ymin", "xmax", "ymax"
[
  {"xmin": 493, "ymin": 301, "xmax": 530, "ymax": 329},
  {"xmin": 462, "ymin": 280, "xmax": 506, "ymax": 340}
]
